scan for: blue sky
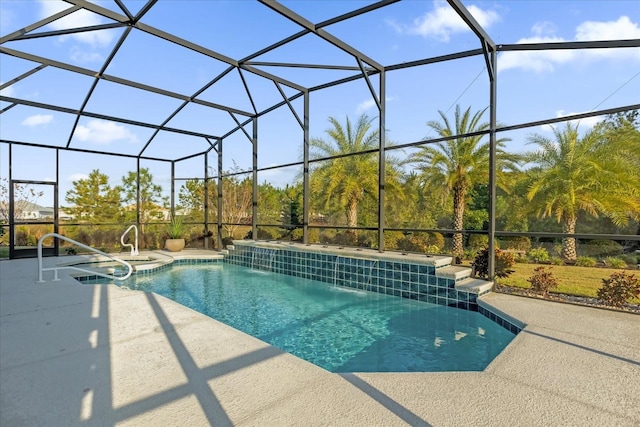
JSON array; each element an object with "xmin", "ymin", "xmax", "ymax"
[{"xmin": 1, "ymin": 0, "xmax": 639, "ymax": 204}]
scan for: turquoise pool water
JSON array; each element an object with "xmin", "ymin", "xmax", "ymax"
[{"xmin": 83, "ymin": 263, "xmax": 515, "ymax": 372}]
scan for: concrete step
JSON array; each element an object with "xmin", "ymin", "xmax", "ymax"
[
  {"xmin": 455, "ymin": 277, "xmax": 493, "ymax": 295},
  {"xmin": 435, "ymin": 265, "xmax": 472, "ymax": 281}
]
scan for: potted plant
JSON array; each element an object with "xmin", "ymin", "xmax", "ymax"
[{"xmin": 165, "ymin": 215, "xmax": 185, "ymax": 252}]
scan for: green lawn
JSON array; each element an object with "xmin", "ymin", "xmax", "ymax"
[{"xmin": 499, "ymin": 262, "xmax": 640, "ymax": 302}]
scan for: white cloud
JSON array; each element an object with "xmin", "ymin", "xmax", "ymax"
[
  {"xmin": 356, "ymin": 99, "xmax": 377, "ymax": 114},
  {"xmin": 70, "ymin": 46, "xmax": 103, "ymax": 64},
  {"xmin": 498, "ymin": 36, "xmax": 577, "ymax": 73},
  {"xmin": 74, "ymin": 120, "xmax": 138, "ymax": 145},
  {"xmin": 499, "ymin": 16, "xmax": 640, "ymax": 73},
  {"xmin": 21, "ymin": 114, "xmax": 53, "ymax": 127},
  {"xmin": 356, "ymin": 96, "xmax": 396, "ymax": 114},
  {"xmin": 575, "ymin": 16, "xmax": 640, "ymax": 61},
  {"xmin": 388, "ymin": 0, "xmax": 500, "ymax": 42},
  {"xmin": 540, "ymin": 110, "xmax": 602, "ymax": 132},
  {"xmin": 577, "ymin": 16, "xmax": 640, "ymax": 41},
  {"xmin": 38, "ymin": 1, "xmax": 115, "ymax": 48},
  {"xmin": 257, "ymin": 165, "xmax": 298, "ymax": 189},
  {"xmin": 0, "ymin": 83, "xmax": 16, "ymax": 97}
]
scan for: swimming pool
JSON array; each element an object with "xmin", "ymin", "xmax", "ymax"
[{"xmin": 81, "ymin": 262, "xmax": 517, "ymax": 372}]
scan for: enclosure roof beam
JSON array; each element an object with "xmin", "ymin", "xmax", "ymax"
[
  {"xmin": 498, "ymin": 39, "xmax": 640, "ymax": 51},
  {"xmin": 114, "ymin": 0, "xmax": 135, "ymax": 21},
  {"xmin": 315, "ymin": 0, "xmax": 401, "ymax": 28},
  {"xmin": 240, "ymin": 30, "xmax": 309, "ymax": 63},
  {"xmin": 258, "ymin": 0, "xmax": 384, "ymax": 71},
  {"xmin": 139, "ymin": 66, "xmax": 237, "ymax": 157},
  {"xmin": 0, "ymin": 47, "xmax": 255, "ymax": 117},
  {"xmin": 273, "ymin": 80, "xmax": 304, "ymax": 129},
  {"xmin": 447, "ymin": 0, "xmax": 496, "ymax": 50},
  {"xmin": 0, "ymin": 103, "xmax": 17, "ymax": 114},
  {"xmin": 244, "ymin": 61, "xmax": 368, "ymax": 71},
  {"xmin": 0, "ymin": 64, "xmax": 47, "ymax": 91},
  {"xmin": 7, "ymin": 23, "xmax": 126, "ymax": 42},
  {"xmin": 0, "ymin": 96, "xmax": 222, "ymax": 140},
  {"xmin": 66, "ymin": 26, "xmax": 133, "ymax": 148},
  {"xmin": 63, "ymin": 0, "xmax": 131, "ymax": 23},
  {"xmin": 0, "ymin": 4, "xmax": 81, "ymax": 44},
  {"xmin": 385, "ymin": 49, "xmax": 483, "ymax": 71},
  {"xmin": 66, "ymin": 0, "xmax": 301, "ymax": 100},
  {"xmin": 0, "ymin": 139, "xmax": 169, "ymax": 162},
  {"xmin": 240, "ymin": 64, "xmax": 307, "ymax": 92},
  {"xmin": 219, "ymin": 91, "xmax": 305, "ymax": 140}
]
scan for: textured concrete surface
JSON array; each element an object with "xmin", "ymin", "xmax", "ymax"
[{"xmin": 1, "ymin": 252, "xmax": 639, "ymax": 426}]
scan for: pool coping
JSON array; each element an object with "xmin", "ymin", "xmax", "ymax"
[{"xmin": 2, "ymin": 251, "xmax": 639, "ymax": 426}]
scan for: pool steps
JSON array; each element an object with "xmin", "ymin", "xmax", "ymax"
[{"xmin": 66, "ymin": 252, "xmax": 224, "ymax": 278}]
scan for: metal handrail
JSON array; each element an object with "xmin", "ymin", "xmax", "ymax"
[
  {"xmin": 37, "ymin": 233, "xmax": 133, "ymax": 283},
  {"xmin": 120, "ymin": 225, "xmax": 139, "ymax": 256}
]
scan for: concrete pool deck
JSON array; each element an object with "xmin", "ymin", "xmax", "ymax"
[{"xmin": 1, "ymin": 251, "xmax": 639, "ymax": 426}]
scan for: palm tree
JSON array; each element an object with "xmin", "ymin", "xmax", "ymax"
[
  {"xmin": 525, "ymin": 122, "xmax": 640, "ymax": 261},
  {"xmin": 310, "ymin": 114, "xmax": 399, "ymax": 241},
  {"xmin": 412, "ymin": 105, "xmax": 517, "ymax": 258}
]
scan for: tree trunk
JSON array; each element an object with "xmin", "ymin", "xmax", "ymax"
[
  {"xmin": 562, "ymin": 214, "xmax": 577, "ymax": 261},
  {"xmin": 452, "ymin": 182, "xmax": 466, "ymax": 259},
  {"xmin": 346, "ymin": 197, "xmax": 358, "ymax": 242}
]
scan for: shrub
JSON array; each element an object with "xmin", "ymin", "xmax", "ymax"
[
  {"xmin": 575, "ymin": 256, "xmax": 596, "ymax": 267},
  {"xmin": 396, "ymin": 235, "xmax": 428, "ymax": 253},
  {"xmin": 604, "ymin": 257, "xmax": 627, "ymax": 269},
  {"xmin": 219, "ymin": 237, "xmax": 233, "ymax": 249},
  {"xmin": 527, "ymin": 266, "xmax": 558, "ymax": 297},
  {"xmin": 620, "ymin": 254, "xmax": 637, "ymax": 266},
  {"xmin": 597, "ymin": 271, "xmax": 640, "ymax": 308},
  {"xmin": 579, "ymin": 239, "xmax": 623, "ymax": 258},
  {"xmin": 467, "ymin": 234, "xmax": 488, "ymax": 251},
  {"xmin": 290, "ymin": 228, "xmax": 304, "ymax": 242},
  {"xmin": 307, "ymin": 228, "xmax": 320, "ymax": 244},
  {"xmin": 550, "ymin": 256, "xmax": 564, "ymax": 265},
  {"xmin": 14, "ymin": 228, "xmax": 31, "ymax": 246},
  {"xmin": 427, "ymin": 232, "xmax": 445, "ymax": 250},
  {"xmin": 501, "ymin": 236, "xmax": 532, "ymax": 252},
  {"xmin": 528, "ymin": 247, "xmax": 549, "ymax": 263},
  {"xmin": 141, "ymin": 231, "xmax": 160, "ymax": 250},
  {"xmin": 472, "ymin": 248, "xmax": 515, "ymax": 279},
  {"xmin": 71, "ymin": 228, "xmax": 93, "ymax": 246},
  {"xmin": 395, "ymin": 232, "xmax": 444, "ymax": 254},
  {"xmin": 463, "ymin": 249, "xmax": 476, "ymax": 261},
  {"xmin": 333, "ymin": 231, "xmax": 358, "ymax": 246},
  {"xmin": 424, "ymin": 244, "xmax": 441, "ymax": 254},
  {"xmin": 514, "ymin": 253, "xmax": 529, "ymax": 263},
  {"xmin": 383, "ymin": 231, "xmax": 404, "ymax": 250}
]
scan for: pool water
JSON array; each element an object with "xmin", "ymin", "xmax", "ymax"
[{"xmin": 85, "ymin": 263, "xmax": 515, "ymax": 372}]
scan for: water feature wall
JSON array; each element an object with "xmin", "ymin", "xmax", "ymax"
[
  {"xmin": 226, "ymin": 242, "xmax": 475, "ymax": 310},
  {"xmin": 225, "ymin": 242, "xmax": 522, "ymax": 334}
]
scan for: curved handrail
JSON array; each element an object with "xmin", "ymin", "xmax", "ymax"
[
  {"xmin": 38, "ymin": 233, "xmax": 133, "ymax": 283},
  {"xmin": 120, "ymin": 225, "xmax": 139, "ymax": 256}
]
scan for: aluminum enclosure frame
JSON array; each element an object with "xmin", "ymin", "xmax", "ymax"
[{"xmin": 1, "ymin": 0, "xmax": 639, "ymax": 275}]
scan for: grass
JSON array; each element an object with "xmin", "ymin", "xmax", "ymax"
[{"xmin": 499, "ymin": 262, "xmax": 640, "ymax": 302}]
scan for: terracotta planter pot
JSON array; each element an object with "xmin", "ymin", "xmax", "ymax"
[{"xmin": 165, "ymin": 238, "xmax": 185, "ymax": 252}]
